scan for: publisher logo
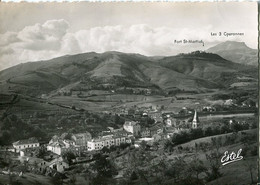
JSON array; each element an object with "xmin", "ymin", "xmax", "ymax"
[{"xmin": 221, "ymin": 148, "xmax": 243, "ymax": 166}]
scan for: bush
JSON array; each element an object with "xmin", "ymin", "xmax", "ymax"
[
  {"xmin": 130, "ymin": 171, "xmax": 138, "ymax": 180},
  {"xmin": 250, "ymin": 146, "xmax": 257, "ymax": 156}
]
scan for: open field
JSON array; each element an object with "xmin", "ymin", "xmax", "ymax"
[{"xmin": 47, "ymin": 90, "xmax": 228, "ymax": 113}]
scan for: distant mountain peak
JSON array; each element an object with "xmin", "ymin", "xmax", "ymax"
[
  {"xmin": 206, "ymin": 41, "xmax": 257, "ymax": 66},
  {"xmin": 223, "ymin": 41, "xmax": 246, "ymax": 44},
  {"xmin": 207, "ymin": 41, "xmax": 251, "ymax": 52}
]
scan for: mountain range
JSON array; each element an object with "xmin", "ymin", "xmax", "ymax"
[
  {"xmin": 206, "ymin": 41, "xmax": 257, "ymax": 66},
  {"xmin": 0, "ymin": 42, "xmax": 257, "ymax": 97}
]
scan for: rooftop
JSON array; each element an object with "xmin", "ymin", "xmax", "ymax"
[
  {"xmin": 48, "ymin": 141, "xmax": 66, "ymax": 148},
  {"xmin": 73, "ymin": 132, "xmax": 92, "ymax": 139},
  {"xmin": 90, "ymin": 134, "xmax": 129, "ymax": 142},
  {"xmin": 124, "ymin": 121, "xmax": 139, "ymax": 126},
  {"xmin": 13, "ymin": 137, "xmax": 39, "ymax": 145},
  {"xmin": 150, "ymin": 123, "xmax": 164, "ymax": 131}
]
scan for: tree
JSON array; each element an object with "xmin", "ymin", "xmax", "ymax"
[
  {"xmin": 187, "ymin": 155, "xmax": 207, "ymax": 185},
  {"xmin": 205, "ymin": 127, "xmax": 213, "ymax": 136},
  {"xmin": 136, "ymin": 169, "xmax": 150, "ymax": 185},
  {"xmin": 152, "ymin": 159, "xmax": 166, "ymax": 184},
  {"xmin": 114, "ymin": 114, "xmax": 125, "ymax": 125},
  {"xmin": 164, "ymin": 139, "xmax": 173, "ymax": 153},
  {"xmin": 62, "ymin": 151, "xmax": 76, "ymax": 165},
  {"xmin": 92, "ymin": 155, "xmax": 116, "ymax": 178},
  {"xmin": 205, "ymin": 150, "xmax": 222, "ymax": 181},
  {"xmin": 31, "ymin": 127, "xmax": 47, "ymax": 140},
  {"xmin": 130, "ymin": 171, "xmax": 138, "ymax": 181},
  {"xmin": 161, "ymin": 105, "xmax": 165, "ymax": 110},
  {"xmin": 119, "ymin": 143, "xmax": 130, "ymax": 150},
  {"xmin": 165, "ymin": 157, "xmax": 186, "ymax": 182},
  {"xmin": 220, "ymin": 124, "xmax": 230, "ymax": 134},
  {"xmin": 140, "ymin": 141, "xmax": 147, "ymax": 151},
  {"xmin": 153, "ymin": 141, "xmax": 159, "ymax": 151},
  {"xmin": 64, "ymin": 133, "xmax": 72, "ymax": 140},
  {"xmin": 37, "ymin": 146, "xmax": 48, "ymax": 158},
  {"xmin": 190, "ymin": 128, "xmax": 204, "ymax": 140},
  {"xmin": 84, "ymin": 168, "xmax": 93, "ymax": 185},
  {"xmin": 51, "ymin": 174, "xmax": 63, "ymax": 185},
  {"xmin": 124, "ymin": 148, "xmax": 152, "ymax": 185},
  {"xmin": 69, "ymin": 175, "xmax": 76, "ymax": 185},
  {"xmin": 231, "ymin": 122, "xmax": 243, "ymax": 132},
  {"xmin": 171, "ymin": 131, "xmax": 190, "ymax": 145},
  {"xmin": 0, "ymin": 131, "xmax": 12, "ymax": 145},
  {"xmin": 212, "ymin": 126, "xmax": 221, "ymax": 135},
  {"xmin": 101, "ymin": 146, "xmax": 110, "ymax": 154},
  {"xmin": 146, "ymin": 117, "xmax": 155, "ymax": 125},
  {"xmin": 244, "ymin": 158, "xmax": 256, "ymax": 184}
]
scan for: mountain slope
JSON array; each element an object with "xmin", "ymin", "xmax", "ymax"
[
  {"xmin": 158, "ymin": 51, "xmax": 256, "ymax": 84},
  {"xmin": 206, "ymin": 41, "xmax": 257, "ymax": 66},
  {"xmin": 0, "ymin": 51, "xmax": 257, "ymax": 97}
]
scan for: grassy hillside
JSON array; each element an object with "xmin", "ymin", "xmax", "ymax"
[
  {"xmin": 0, "ymin": 51, "xmax": 257, "ymax": 97},
  {"xmin": 158, "ymin": 51, "xmax": 256, "ymax": 86}
]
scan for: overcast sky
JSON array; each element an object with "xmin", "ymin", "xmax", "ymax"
[{"xmin": 0, "ymin": 2, "xmax": 257, "ymax": 70}]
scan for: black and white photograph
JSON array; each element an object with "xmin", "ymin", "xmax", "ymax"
[{"xmin": 0, "ymin": 2, "xmax": 258, "ymax": 185}]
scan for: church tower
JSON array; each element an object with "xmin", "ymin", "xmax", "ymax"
[{"xmin": 192, "ymin": 110, "xmax": 199, "ymax": 129}]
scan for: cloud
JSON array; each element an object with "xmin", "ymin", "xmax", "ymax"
[
  {"xmin": 0, "ymin": 19, "xmax": 70, "ymax": 70},
  {"xmin": 0, "ymin": 19, "xmax": 256, "ymax": 70}
]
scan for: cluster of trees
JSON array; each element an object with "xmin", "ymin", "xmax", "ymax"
[
  {"xmin": 164, "ymin": 121, "xmax": 256, "ymax": 152},
  {"xmin": 163, "ymin": 155, "xmax": 208, "ymax": 185},
  {"xmin": 212, "ymin": 91, "xmax": 257, "ymax": 108},
  {"xmin": 212, "ymin": 91, "xmax": 254, "ymax": 101},
  {"xmin": 116, "ymin": 113, "xmax": 155, "ymax": 128},
  {"xmin": 60, "ymin": 129, "xmax": 257, "ymax": 185},
  {"xmin": 120, "ymin": 139, "xmax": 224, "ymax": 185},
  {"xmin": 90, "ymin": 154, "xmax": 118, "ymax": 185},
  {"xmin": 107, "ymin": 143, "xmax": 131, "ymax": 152},
  {"xmin": 164, "ymin": 121, "xmax": 252, "ymax": 152},
  {"xmin": 0, "ymin": 113, "xmax": 47, "ymax": 145}
]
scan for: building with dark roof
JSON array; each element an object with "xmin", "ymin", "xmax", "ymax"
[{"xmin": 13, "ymin": 137, "xmax": 40, "ymax": 152}]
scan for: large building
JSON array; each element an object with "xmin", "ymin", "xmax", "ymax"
[
  {"xmin": 71, "ymin": 132, "xmax": 92, "ymax": 146},
  {"xmin": 47, "ymin": 140, "xmax": 66, "ymax": 155},
  {"xmin": 87, "ymin": 134, "xmax": 131, "ymax": 151},
  {"xmin": 164, "ymin": 115, "xmax": 177, "ymax": 127},
  {"xmin": 13, "ymin": 137, "xmax": 40, "ymax": 152},
  {"xmin": 47, "ymin": 135, "xmax": 83, "ymax": 155},
  {"xmin": 123, "ymin": 121, "xmax": 141, "ymax": 137}
]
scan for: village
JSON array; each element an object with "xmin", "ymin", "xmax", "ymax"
[
  {"xmin": 0, "ymin": 82, "xmax": 257, "ymax": 184},
  {"xmin": 4, "ymin": 108, "xmax": 198, "ymax": 171},
  {"xmin": 0, "ymin": 99, "xmax": 257, "ymax": 185}
]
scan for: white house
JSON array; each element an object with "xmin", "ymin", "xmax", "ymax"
[
  {"xmin": 123, "ymin": 121, "xmax": 141, "ymax": 137},
  {"xmin": 47, "ymin": 133, "xmax": 90, "ymax": 155},
  {"xmin": 87, "ymin": 135, "xmax": 131, "ymax": 151},
  {"xmin": 47, "ymin": 141, "xmax": 65, "ymax": 155},
  {"xmin": 12, "ymin": 137, "xmax": 40, "ymax": 152}
]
